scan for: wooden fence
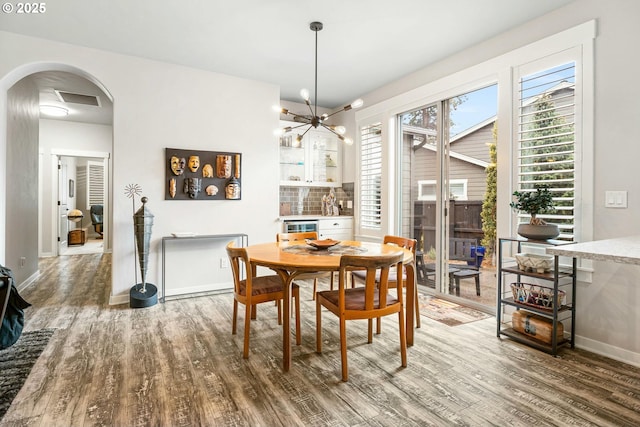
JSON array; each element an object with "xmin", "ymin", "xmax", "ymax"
[{"xmin": 413, "ymin": 200, "xmax": 484, "ymax": 252}]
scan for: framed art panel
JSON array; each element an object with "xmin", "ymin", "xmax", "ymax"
[{"xmin": 165, "ymin": 148, "xmax": 242, "ymax": 200}]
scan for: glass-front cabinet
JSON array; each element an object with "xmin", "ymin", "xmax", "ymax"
[{"xmin": 279, "ymin": 121, "xmax": 341, "ymax": 187}]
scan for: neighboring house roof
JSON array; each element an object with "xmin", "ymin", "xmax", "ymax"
[
  {"xmin": 521, "ymin": 80, "xmax": 575, "ymax": 108},
  {"xmin": 450, "ymin": 116, "xmax": 496, "ymax": 142},
  {"xmin": 404, "ymin": 124, "xmax": 489, "ymax": 168}
]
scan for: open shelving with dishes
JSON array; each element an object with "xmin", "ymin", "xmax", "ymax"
[
  {"xmin": 278, "ymin": 121, "xmax": 341, "ymax": 187},
  {"xmin": 496, "ymin": 237, "xmax": 577, "ymax": 355}
]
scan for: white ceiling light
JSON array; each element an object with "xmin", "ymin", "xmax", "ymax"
[
  {"xmin": 273, "ymin": 21, "xmax": 363, "ymax": 146},
  {"xmin": 40, "ymin": 105, "xmax": 69, "ymax": 117}
]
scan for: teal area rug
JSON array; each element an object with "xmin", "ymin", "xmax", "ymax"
[{"xmin": 0, "ymin": 329, "xmax": 55, "ymax": 420}]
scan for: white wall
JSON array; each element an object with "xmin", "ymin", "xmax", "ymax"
[
  {"xmin": 346, "ymin": 0, "xmax": 640, "ymax": 364},
  {"xmin": 0, "ymin": 31, "xmax": 281, "ymax": 304},
  {"xmin": 4, "ymin": 76, "xmax": 39, "ymax": 284}
]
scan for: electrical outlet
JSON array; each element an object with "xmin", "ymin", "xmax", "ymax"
[
  {"xmin": 219, "ymin": 258, "xmax": 229, "ymax": 269},
  {"xmin": 20, "ymin": 256, "xmax": 26, "ymax": 267}
]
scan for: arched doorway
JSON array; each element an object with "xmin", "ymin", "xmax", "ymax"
[{"xmin": 1, "ymin": 63, "xmax": 113, "ymax": 286}]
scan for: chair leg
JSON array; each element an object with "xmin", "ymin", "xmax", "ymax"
[
  {"xmin": 475, "ymin": 275, "xmax": 481, "ymax": 296},
  {"xmin": 316, "ymin": 298, "xmax": 322, "ymax": 353},
  {"xmin": 398, "ymin": 310, "xmax": 407, "ymax": 368},
  {"xmin": 415, "ymin": 286, "xmax": 421, "ymax": 328},
  {"xmin": 293, "ymin": 288, "xmax": 301, "ymax": 345},
  {"xmin": 277, "ymin": 300, "xmax": 282, "ymax": 325},
  {"xmin": 232, "ymin": 300, "xmax": 238, "ymax": 334},
  {"xmin": 340, "ymin": 318, "xmax": 348, "ymax": 382},
  {"xmin": 368, "ymin": 319, "xmax": 374, "ymax": 343},
  {"xmin": 243, "ymin": 303, "xmax": 251, "ymax": 359}
]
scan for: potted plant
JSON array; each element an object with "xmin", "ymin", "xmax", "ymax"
[{"xmin": 510, "ymin": 184, "xmax": 559, "ymax": 240}]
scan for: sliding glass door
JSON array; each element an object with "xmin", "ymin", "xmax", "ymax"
[{"xmin": 399, "ymin": 84, "xmax": 497, "ymax": 309}]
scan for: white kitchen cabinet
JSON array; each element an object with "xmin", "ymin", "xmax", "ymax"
[
  {"xmin": 318, "ymin": 217, "xmax": 353, "ymax": 241},
  {"xmin": 279, "ymin": 121, "xmax": 341, "ymax": 187}
]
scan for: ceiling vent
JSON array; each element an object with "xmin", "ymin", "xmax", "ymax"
[{"xmin": 55, "ymin": 90, "xmax": 101, "ymax": 107}]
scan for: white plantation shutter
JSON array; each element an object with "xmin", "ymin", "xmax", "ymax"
[
  {"xmin": 360, "ymin": 123, "xmax": 382, "ymax": 230},
  {"xmin": 87, "ymin": 161, "xmax": 104, "ymax": 208},
  {"xmin": 517, "ymin": 62, "xmax": 576, "ymax": 241}
]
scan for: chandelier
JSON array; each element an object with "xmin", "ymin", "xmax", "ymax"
[{"xmin": 274, "ymin": 21, "xmax": 363, "ymax": 145}]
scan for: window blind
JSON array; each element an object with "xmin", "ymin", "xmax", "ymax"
[
  {"xmin": 517, "ymin": 62, "xmax": 576, "ymax": 240},
  {"xmin": 360, "ymin": 123, "xmax": 382, "ymax": 230},
  {"xmin": 87, "ymin": 161, "xmax": 104, "ymax": 209}
]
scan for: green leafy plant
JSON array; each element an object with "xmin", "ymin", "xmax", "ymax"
[
  {"xmin": 510, "ymin": 184, "xmax": 555, "ymax": 225},
  {"xmin": 481, "ymin": 123, "xmax": 498, "ymax": 260}
]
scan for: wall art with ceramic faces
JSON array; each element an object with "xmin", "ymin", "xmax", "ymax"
[{"xmin": 165, "ymin": 148, "xmax": 242, "ymax": 201}]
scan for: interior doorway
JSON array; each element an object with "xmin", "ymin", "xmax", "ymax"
[
  {"xmin": 31, "ymin": 69, "xmax": 113, "ymax": 259},
  {"xmin": 56, "ymin": 154, "xmax": 108, "ymax": 256}
]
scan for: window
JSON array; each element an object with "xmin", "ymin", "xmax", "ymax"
[
  {"xmin": 417, "ymin": 179, "xmax": 468, "ymax": 201},
  {"xmin": 86, "ymin": 161, "xmax": 104, "ymax": 209},
  {"xmin": 359, "ymin": 123, "xmax": 382, "ymax": 230},
  {"xmin": 516, "ymin": 62, "xmax": 576, "ymax": 241}
]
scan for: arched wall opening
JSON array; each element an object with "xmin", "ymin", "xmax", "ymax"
[{"xmin": 1, "ymin": 62, "xmax": 114, "ymax": 288}]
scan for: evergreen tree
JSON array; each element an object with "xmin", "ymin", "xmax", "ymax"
[
  {"xmin": 519, "ymin": 91, "xmax": 574, "ymax": 234},
  {"xmin": 481, "ymin": 123, "xmax": 497, "ymax": 262}
]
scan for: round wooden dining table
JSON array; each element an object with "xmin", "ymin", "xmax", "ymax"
[{"xmin": 245, "ymin": 240, "xmax": 416, "ymax": 372}]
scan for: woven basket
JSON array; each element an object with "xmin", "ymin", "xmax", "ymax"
[{"xmin": 510, "ymin": 282, "xmax": 566, "ymax": 310}]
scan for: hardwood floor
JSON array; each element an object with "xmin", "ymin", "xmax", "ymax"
[{"xmin": 3, "ymin": 253, "xmax": 640, "ymax": 426}]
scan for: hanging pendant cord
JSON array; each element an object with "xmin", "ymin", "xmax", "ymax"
[{"xmin": 314, "ymin": 27, "xmax": 318, "ymax": 117}]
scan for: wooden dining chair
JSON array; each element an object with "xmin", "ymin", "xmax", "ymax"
[
  {"xmin": 351, "ymin": 235, "xmax": 420, "ymax": 332},
  {"xmin": 316, "ymin": 252, "xmax": 406, "ymax": 382},
  {"xmin": 276, "ymin": 231, "xmax": 334, "ymax": 299},
  {"xmin": 226, "ymin": 242, "xmax": 301, "ymax": 359}
]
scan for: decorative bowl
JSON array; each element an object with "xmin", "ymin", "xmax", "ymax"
[
  {"xmin": 514, "ymin": 253, "xmax": 554, "ymax": 273},
  {"xmin": 517, "ymin": 223, "xmax": 559, "ymax": 240},
  {"xmin": 306, "ymin": 239, "xmax": 340, "ymax": 250}
]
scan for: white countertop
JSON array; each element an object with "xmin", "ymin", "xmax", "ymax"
[
  {"xmin": 545, "ymin": 235, "xmax": 640, "ymax": 266},
  {"xmin": 279, "ymin": 215, "xmax": 353, "ymax": 221}
]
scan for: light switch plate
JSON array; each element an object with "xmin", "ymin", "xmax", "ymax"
[{"xmin": 605, "ymin": 190, "xmax": 627, "ymax": 208}]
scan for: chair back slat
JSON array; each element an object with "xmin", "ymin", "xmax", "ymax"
[
  {"xmin": 226, "ymin": 242, "xmax": 250, "ymax": 296},
  {"xmin": 276, "ymin": 231, "xmax": 318, "ymax": 242},
  {"xmin": 339, "ymin": 253, "xmax": 404, "ymax": 314}
]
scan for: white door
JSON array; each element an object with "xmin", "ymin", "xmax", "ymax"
[{"xmin": 58, "ymin": 160, "xmax": 68, "ymax": 252}]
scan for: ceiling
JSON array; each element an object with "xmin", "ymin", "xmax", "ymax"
[{"xmin": 0, "ymin": 0, "xmax": 574, "ymax": 124}]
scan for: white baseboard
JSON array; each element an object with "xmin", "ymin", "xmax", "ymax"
[
  {"xmin": 108, "ymin": 282, "xmax": 233, "ymax": 306},
  {"xmin": 575, "ymin": 335, "xmax": 640, "ymax": 368},
  {"xmin": 17, "ymin": 270, "xmax": 40, "ymax": 292},
  {"xmin": 164, "ymin": 282, "xmax": 233, "ymax": 298},
  {"xmin": 109, "ymin": 293, "xmax": 129, "ymax": 306}
]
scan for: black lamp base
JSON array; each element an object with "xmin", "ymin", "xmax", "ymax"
[{"xmin": 130, "ymin": 283, "xmax": 158, "ymax": 308}]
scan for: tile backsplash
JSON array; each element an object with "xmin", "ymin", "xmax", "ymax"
[{"xmin": 279, "ymin": 182, "xmax": 354, "ymax": 216}]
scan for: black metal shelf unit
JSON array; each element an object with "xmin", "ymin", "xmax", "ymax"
[{"xmin": 496, "ymin": 237, "xmax": 577, "ymax": 355}]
